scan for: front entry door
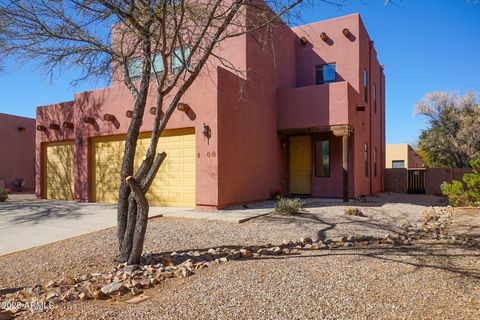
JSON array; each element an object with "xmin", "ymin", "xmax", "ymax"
[{"xmin": 289, "ymin": 135, "xmax": 312, "ymax": 194}]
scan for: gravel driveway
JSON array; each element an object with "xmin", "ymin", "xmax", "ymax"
[{"xmin": 0, "ymin": 193, "xmax": 479, "ymax": 319}]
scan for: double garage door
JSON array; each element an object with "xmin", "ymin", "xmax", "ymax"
[
  {"xmin": 92, "ymin": 129, "xmax": 196, "ymax": 207},
  {"xmin": 43, "ymin": 129, "xmax": 195, "ymax": 207}
]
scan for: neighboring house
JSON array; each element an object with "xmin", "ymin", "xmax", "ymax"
[
  {"xmin": 0, "ymin": 113, "xmax": 35, "ymax": 192},
  {"xmin": 35, "ymin": 13, "xmax": 385, "ymax": 209},
  {"xmin": 386, "ymin": 144, "xmax": 423, "ymax": 169}
]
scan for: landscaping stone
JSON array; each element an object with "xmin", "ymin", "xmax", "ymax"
[
  {"xmin": 300, "ymin": 237, "xmax": 313, "ymax": 245},
  {"xmin": 0, "ymin": 310, "xmax": 14, "ymax": 320},
  {"xmin": 3, "ymin": 205, "xmax": 475, "ymax": 318},
  {"xmin": 59, "ymin": 276, "xmax": 76, "ymax": 285},
  {"xmin": 100, "ymin": 281, "xmax": 124, "ymax": 295},
  {"xmin": 125, "ymin": 294, "xmax": 151, "ymax": 305},
  {"xmin": 124, "ymin": 264, "xmax": 139, "ymax": 275}
]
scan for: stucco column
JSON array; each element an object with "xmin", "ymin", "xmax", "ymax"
[{"xmin": 333, "ymin": 126, "xmax": 353, "ymax": 202}]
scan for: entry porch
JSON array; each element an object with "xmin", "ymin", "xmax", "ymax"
[{"xmin": 279, "ymin": 125, "xmax": 353, "ymax": 201}]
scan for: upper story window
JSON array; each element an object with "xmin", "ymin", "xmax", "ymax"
[
  {"xmin": 172, "ymin": 47, "xmax": 191, "ymax": 72},
  {"xmin": 127, "ymin": 53, "xmax": 165, "ymax": 81},
  {"xmin": 363, "ymin": 69, "xmax": 368, "ymax": 103},
  {"xmin": 315, "ymin": 63, "xmax": 336, "ymax": 85},
  {"xmin": 127, "ymin": 57, "xmax": 142, "ymax": 80},
  {"xmin": 373, "ymin": 83, "xmax": 377, "ymax": 113},
  {"xmin": 152, "ymin": 54, "xmax": 165, "ymax": 74}
]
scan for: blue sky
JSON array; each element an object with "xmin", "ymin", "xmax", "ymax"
[{"xmin": 0, "ymin": 0, "xmax": 478, "ymax": 145}]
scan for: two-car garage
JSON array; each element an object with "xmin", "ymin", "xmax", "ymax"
[{"xmin": 42, "ymin": 128, "xmax": 196, "ymax": 208}]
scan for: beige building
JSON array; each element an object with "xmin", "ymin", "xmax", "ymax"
[{"xmin": 386, "ymin": 144, "xmax": 423, "ymax": 169}]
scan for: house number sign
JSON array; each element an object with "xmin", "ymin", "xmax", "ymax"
[{"xmin": 197, "ymin": 152, "xmax": 216, "ymax": 158}]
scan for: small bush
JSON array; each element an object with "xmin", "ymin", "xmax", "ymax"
[
  {"xmin": 441, "ymin": 180, "xmax": 470, "ymax": 207},
  {"xmin": 344, "ymin": 207, "xmax": 365, "ymax": 217},
  {"xmin": 0, "ymin": 189, "xmax": 8, "ymax": 202},
  {"xmin": 441, "ymin": 155, "xmax": 480, "ymax": 207},
  {"xmin": 274, "ymin": 198, "xmax": 305, "ymax": 216}
]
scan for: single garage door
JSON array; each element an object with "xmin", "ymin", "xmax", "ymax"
[
  {"xmin": 43, "ymin": 141, "xmax": 74, "ymax": 200},
  {"xmin": 91, "ymin": 128, "xmax": 195, "ymax": 207}
]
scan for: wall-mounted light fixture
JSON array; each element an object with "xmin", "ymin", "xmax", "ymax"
[
  {"xmin": 300, "ymin": 36, "xmax": 309, "ymax": 46},
  {"xmin": 83, "ymin": 116, "xmax": 95, "ymax": 124},
  {"xmin": 36, "ymin": 125, "xmax": 47, "ymax": 131},
  {"xmin": 202, "ymin": 123, "xmax": 210, "ymax": 137},
  {"xmin": 17, "ymin": 126, "xmax": 26, "ymax": 131},
  {"xmin": 177, "ymin": 103, "xmax": 190, "ymax": 112},
  {"xmin": 103, "ymin": 113, "xmax": 116, "ymax": 122},
  {"xmin": 342, "ymin": 28, "xmax": 351, "ymax": 38},
  {"xmin": 63, "ymin": 122, "xmax": 74, "ymax": 129},
  {"xmin": 320, "ymin": 32, "xmax": 329, "ymax": 42},
  {"xmin": 48, "ymin": 123, "xmax": 60, "ymax": 130},
  {"xmin": 126, "ymin": 110, "xmax": 133, "ymax": 118}
]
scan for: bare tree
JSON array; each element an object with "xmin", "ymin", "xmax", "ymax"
[
  {"xmin": 0, "ymin": 0, "xmax": 346, "ymax": 265},
  {"xmin": 415, "ymin": 91, "xmax": 480, "ymax": 168},
  {"xmin": 0, "ymin": 15, "xmax": 8, "ymax": 72}
]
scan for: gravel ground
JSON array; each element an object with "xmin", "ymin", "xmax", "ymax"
[
  {"xmin": 3, "ymin": 193, "xmax": 36, "ymax": 202},
  {"xmin": 1, "ymin": 193, "xmax": 479, "ymax": 319}
]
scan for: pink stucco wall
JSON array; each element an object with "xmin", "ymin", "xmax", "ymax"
[
  {"xmin": 278, "ymin": 81, "xmax": 355, "ymax": 130},
  {"xmin": 217, "ymin": 15, "xmax": 296, "ymax": 207},
  {"xmin": 0, "ymin": 113, "xmax": 35, "ymax": 191},
  {"xmin": 288, "ymin": 14, "xmax": 385, "ymax": 198},
  {"xmin": 36, "ymin": 11, "xmax": 385, "ymax": 207}
]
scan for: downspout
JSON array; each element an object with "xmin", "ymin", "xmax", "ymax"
[{"xmin": 369, "ymin": 40, "xmax": 373, "ymax": 195}]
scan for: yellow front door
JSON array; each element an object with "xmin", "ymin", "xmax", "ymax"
[
  {"xmin": 43, "ymin": 141, "xmax": 74, "ymax": 200},
  {"xmin": 289, "ymin": 135, "xmax": 312, "ymax": 194}
]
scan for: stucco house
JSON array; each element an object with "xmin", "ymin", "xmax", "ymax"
[
  {"xmin": 35, "ymin": 13, "xmax": 385, "ymax": 209},
  {"xmin": 0, "ymin": 113, "xmax": 35, "ymax": 192},
  {"xmin": 386, "ymin": 144, "xmax": 423, "ymax": 169}
]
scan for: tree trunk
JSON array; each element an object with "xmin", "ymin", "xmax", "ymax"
[
  {"xmin": 125, "ymin": 176, "xmax": 149, "ymax": 265},
  {"xmin": 117, "ymin": 194, "xmax": 137, "ymax": 262},
  {"xmin": 116, "ymin": 152, "xmax": 166, "ymax": 264},
  {"xmin": 116, "ymin": 176, "xmax": 150, "ymax": 264}
]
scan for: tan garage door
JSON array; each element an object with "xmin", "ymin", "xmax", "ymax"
[
  {"xmin": 43, "ymin": 141, "xmax": 74, "ymax": 200},
  {"xmin": 91, "ymin": 128, "xmax": 195, "ymax": 207}
]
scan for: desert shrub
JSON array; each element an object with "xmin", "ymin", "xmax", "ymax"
[
  {"xmin": 344, "ymin": 207, "xmax": 365, "ymax": 217},
  {"xmin": 274, "ymin": 198, "xmax": 305, "ymax": 216},
  {"xmin": 0, "ymin": 189, "xmax": 8, "ymax": 202},
  {"xmin": 441, "ymin": 155, "xmax": 480, "ymax": 207}
]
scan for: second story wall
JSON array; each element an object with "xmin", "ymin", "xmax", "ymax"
[
  {"xmin": 217, "ymin": 7, "xmax": 297, "ymax": 206},
  {"xmin": 293, "ymin": 14, "xmax": 361, "ymax": 90}
]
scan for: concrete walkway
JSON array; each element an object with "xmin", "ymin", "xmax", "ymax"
[{"xmin": 0, "ymin": 199, "xmax": 272, "ymax": 256}]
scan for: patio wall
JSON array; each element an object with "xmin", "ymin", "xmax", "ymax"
[{"xmin": 384, "ymin": 168, "xmax": 473, "ymax": 195}]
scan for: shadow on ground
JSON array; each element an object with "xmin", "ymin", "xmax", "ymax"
[{"xmin": 0, "ymin": 200, "xmax": 116, "ymax": 226}]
